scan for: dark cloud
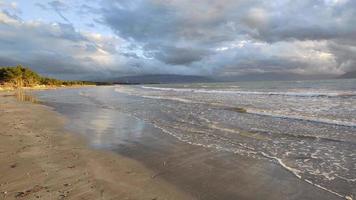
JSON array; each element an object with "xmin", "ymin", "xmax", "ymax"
[
  {"xmin": 48, "ymin": 0, "xmax": 71, "ymax": 24},
  {"xmin": 1, "ymin": 9, "xmax": 21, "ymax": 20},
  {"xmin": 78, "ymin": 4, "xmax": 101, "ymax": 15},
  {"xmin": 103, "ymin": 0, "xmax": 178, "ymax": 43},
  {"xmin": 120, "ymin": 52, "xmax": 140, "ymax": 59},
  {"xmin": 153, "ymin": 46, "xmax": 212, "ymax": 65},
  {"xmin": 34, "ymin": 3, "xmax": 48, "ymax": 10},
  {"xmin": 50, "ymin": 23, "xmax": 86, "ymax": 41},
  {"xmin": 98, "ymin": 0, "xmax": 356, "ymax": 76},
  {"xmin": 1, "ymin": 0, "xmax": 356, "ymax": 79},
  {"xmin": 86, "ymin": 23, "xmax": 95, "ymax": 28}
]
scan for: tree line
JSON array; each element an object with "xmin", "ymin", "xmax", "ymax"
[{"xmin": 0, "ymin": 65, "xmax": 96, "ymax": 88}]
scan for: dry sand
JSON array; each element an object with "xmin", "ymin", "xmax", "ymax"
[{"xmin": 0, "ymin": 92, "xmax": 193, "ymax": 200}]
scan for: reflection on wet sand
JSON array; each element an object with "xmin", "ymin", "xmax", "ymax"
[
  {"xmin": 61, "ymin": 104, "xmax": 147, "ymax": 149},
  {"xmin": 15, "ymin": 90, "xmax": 39, "ymax": 103},
  {"xmin": 88, "ymin": 109, "xmax": 145, "ymax": 148}
]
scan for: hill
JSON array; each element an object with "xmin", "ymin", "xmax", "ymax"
[
  {"xmin": 113, "ymin": 74, "xmax": 215, "ymax": 84},
  {"xmin": 339, "ymin": 70, "xmax": 356, "ymax": 79},
  {"xmin": 216, "ymin": 72, "xmax": 336, "ymax": 82}
]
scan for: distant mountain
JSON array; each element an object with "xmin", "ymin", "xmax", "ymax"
[
  {"xmin": 113, "ymin": 74, "xmax": 215, "ymax": 84},
  {"xmin": 339, "ymin": 71, "xmax": 356, "ymax": 79},
  {"xmin": 217, "ymin": 72, "xmax": 337, "ymax": 82},
  {"xmin": 94, "ymin": 72, "xmax": 343, "ymax": 84}
]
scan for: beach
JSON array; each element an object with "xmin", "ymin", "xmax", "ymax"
[
  {"xmin": 1, "ymin": 82, "xmax": 353, "ymax": 199},
  {"xmin": 0, "ymin": 92, "xmax": 192, "ymax": 200},
  {"xmin": 1, "ymin": 1, "xmax": 355, "ymax": 199}
]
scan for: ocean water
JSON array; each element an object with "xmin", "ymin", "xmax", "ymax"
[{"xmin": 35, "ymin": 79, "xmax": 356, "ymax": 199}]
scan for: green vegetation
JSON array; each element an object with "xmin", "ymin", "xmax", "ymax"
[{"xmin": 0, "ymin": 65, "xmax": 96, "ymax": 88}]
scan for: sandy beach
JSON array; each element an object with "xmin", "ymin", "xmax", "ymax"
[{"xmin": 0, "ymin": 92, "xmax": 192, "ymax": 200}]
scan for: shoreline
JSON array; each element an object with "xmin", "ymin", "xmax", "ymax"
[
  {"xmin": 0, "ymin": 85, "xmax": 98, "ymax": 91},
  {"xmin": 0, "ymin": 92, "xmax": 193, "ymax": 199}
]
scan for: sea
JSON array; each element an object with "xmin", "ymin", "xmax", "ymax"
[{"xmin": 34, "ymin": 79, "xmax": 356, "ymax": 199}]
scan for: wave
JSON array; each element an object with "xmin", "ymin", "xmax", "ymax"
[
  {"xmin": 247, "ymin": 109, "xmax": 356, "ymax": 128},
  {"xmin": 122, "ymin": 91, "xmax": 356, "ymax": 128},
  {"xmin": 141, "ymin": 86, "xmax": 356, "ymax": 98},
  {"xmin": 140, "ymin": 95, "xmax": 196, "ymax": 103},
  {"xmin": 139, "ymin": 95, "xmax": 356, "ymax": 128}
]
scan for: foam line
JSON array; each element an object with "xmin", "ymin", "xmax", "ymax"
[{"xmin": 141, "ymin": 86, "xmax": 356, "ymax": 98}]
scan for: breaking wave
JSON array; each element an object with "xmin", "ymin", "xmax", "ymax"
[{"xmin": 141, "ymin": 86, "xmax": 356, "ymax": 98}]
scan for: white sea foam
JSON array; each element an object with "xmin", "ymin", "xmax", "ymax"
[
  {"xmin": 154, "ymin": 122, "xmax": 353, "ymax": 200},
  {"xmin": 151, "ymin": 122, "xmax": 257, "ymax": 156},
  {"xmin": 335, "ymin": 175, "xmax": 356, "ymax": 182},
  {"xmin": 141, "ymin": 86, "xmax": 356, "ymax": 97},
  {"xmin": 78, "ymin": 91, "xmax": 90, "ymax": 97},
  {"xmin": 260, "ymin": 152, "xmax": 352, "ymax": 200},
  {"xmin": 247, "ymin": 108, "xmax": 356, "ymax": 127},
  {"xmin": 140, "ymin": 95, "xmax": 195, "ymax": 103},
  {"xmin": 260, "ymin": 152, "xmax": 302, "ymax": 178}
]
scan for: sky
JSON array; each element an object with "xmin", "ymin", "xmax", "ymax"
[{"xmin": 0, "ymin": 0, "xmax": 355, "ymax": 80}]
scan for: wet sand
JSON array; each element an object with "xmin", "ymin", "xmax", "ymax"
[
  {"xmin": 0, "ymin": 90, "xmax": 346, "ymax": 200},
  {"xmin": 0, "ymin": 92, "xmax": 192, "ymax": 200},
  {"xmin": 107, "ymin": 123, "xmax": 345, "ymax": 200}
]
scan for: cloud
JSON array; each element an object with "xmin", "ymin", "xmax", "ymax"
[
  {"xmin": 328, "ymin": 41, "xmax": 356, "ymax": 72},
  {"xmin": 48, "ymin": 0, "xmax": 72, "ymax": 24},
  {"xmin": 0, "ymin": 1, "xmax": 18, "ymax": 10},
  {"xmin": 100, "ymin": 0, "xmax": 244, "ymax": 66},
  {"xmin": 243, "ymin": 0, "xmax": 356, "ymax": 42},
  {"xmin": 98, "ymin": 0, "xmax": 356, "ymax": 76},
  {"xmin": 0, "ymin": 11, "xmax": 120, "ymax": 79},
  {"xmin": 0, "ymin": 10, "xmax": 202, "ymax": 79},
  {"xmin": 34, "ymin": 3, "xmax": 48, "ymax": 10},
  {"xmin": 153, "ymin": 46, "xmax": 212, "ymax": 65},
  {"xmin": 1, "ymin": 0, "xmax": 356, "ymax": 79}
]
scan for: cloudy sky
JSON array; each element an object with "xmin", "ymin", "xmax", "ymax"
[{"xmin": 0, "ymin": 0, "xmax": 355, "ymax": 80}]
